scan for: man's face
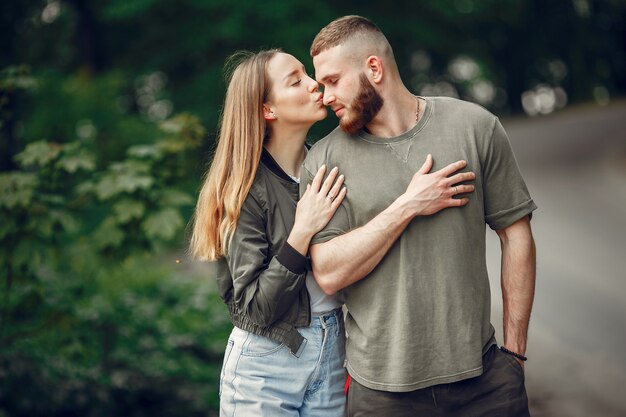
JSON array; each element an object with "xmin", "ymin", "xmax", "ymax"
[{"xmin": 314, "ymin": 45, "xmax": 384, "ymax": 135}]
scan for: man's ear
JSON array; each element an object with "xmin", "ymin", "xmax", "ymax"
[
  {"xmin": 263, "ymin": 104, "xmax": 277, "ymax": 121},
  {"xmin": 366, "ymin": 56, "xmax": 383, "ymax": 84}
]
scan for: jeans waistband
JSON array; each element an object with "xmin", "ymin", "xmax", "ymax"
[{"xmin": 310, "ymin": 307, "xmax": 342, "ymax": 328}]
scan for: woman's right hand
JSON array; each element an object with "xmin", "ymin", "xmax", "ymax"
[{"xmin": 293, "ymin": 165, "xmax": 347, "ymax": 240}]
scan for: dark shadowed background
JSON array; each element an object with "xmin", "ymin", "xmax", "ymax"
[{"xmin": 1, "ymin": 1, "xmax": 625, "ymax": 416}]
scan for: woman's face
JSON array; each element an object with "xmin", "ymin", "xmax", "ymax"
[{"xmin": 264, "ymin": 53, "xmax": 327, "ymax": 127}]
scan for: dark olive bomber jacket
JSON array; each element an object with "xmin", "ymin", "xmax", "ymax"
[{"xmin": 211, "ymin": 147, "xmax": 312, "ymax": 355}]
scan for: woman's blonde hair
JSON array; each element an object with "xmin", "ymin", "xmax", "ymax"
[{"xmin": 189, "ymin": 49, "xmax": 280, "ymax": 261}]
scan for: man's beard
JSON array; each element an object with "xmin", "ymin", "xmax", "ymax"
[{"xmin": 339, "ymin": 73, "xmax": 384, "ymax": 135}]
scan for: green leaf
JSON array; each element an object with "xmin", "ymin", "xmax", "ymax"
[
  {"xmin": 158, "ymin": 138, "xmax": 191, "ymax": 153},
  {"xmin": 75, "ymin": 180, "xmax": 95, "ymax": 195},
  {"xmin": 38, "ymin": 193, "xmax": 66, "ymax": 205},
  {"xmin": 158, "ymin": 116, "xmax": 187, "ymax": 135},
  {"xmin": 141, "ymin": 208, "xmax": 183, "ymax": 241},
  {"xmin": 0, "ymin": 65, "xmax": 37, "ymax": 91},
  {"xmin": 119, "ymin": 175, "xmax": 154, "ymax": 193},
  {"xmin": 56, "ymin": 153, "xmax": 96, "ymax": 173},
  {"xmin": 159, "ymin": 113, "xmax": 205, "ymax": 142},
  {"xmin": 49, "ymin": 210, "xmax": 80, "ymax": 234},
  {"xmin": 159, "ymin": 190, "xmax": 194, "ymax": 207},
  {"xmin": 0, "ymin": 172, "xmax": 38, "ymax": 209},
  {"xmin": 127, "ymin": 144, "xmax": 163, "ymax": 160},
  {"xmin": 92, "ymin": 217, "xmax": 126, "ymax": 249},
  {"xmin": 14, "ymin": 141, "xmax": 61, "ymax": 168},
  {"xmin": 113, "ymin": 199, "xmax": 146, "ymax": 223},
  {"xmin": 110, "ymin": 160, "xmax": 152, "ymax": 174},
  {"xmin": 94, "ymin": 166, "xmax": 154, "ymax": 200},
  {"xmin": 93, "ymin": 176, "xmax": 118, "ymax": 200},
  {"xmin": 118, "ymin": 174, "xmax": 154, "ymax": 194}
]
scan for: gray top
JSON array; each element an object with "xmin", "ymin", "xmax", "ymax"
[{"xmin": 300, "ymin": 97, "xmax": 537, "ymax": 391}]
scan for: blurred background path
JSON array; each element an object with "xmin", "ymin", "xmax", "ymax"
[{"xmin": 488, "ymin": 100, "xmax": 626, "ymax": 417}]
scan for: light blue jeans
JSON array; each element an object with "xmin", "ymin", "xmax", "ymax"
[{"xmin": 219, "ymin": 309, "xmax": 346, "ymax": 416}]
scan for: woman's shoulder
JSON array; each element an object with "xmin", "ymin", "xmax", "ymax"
[{"xmin": 242, "ymin": 167, "xmax": 268, "ymax": 214}]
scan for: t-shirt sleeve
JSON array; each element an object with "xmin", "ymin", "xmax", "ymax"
[
  {"xmin": 300, "ymin": 162, "xmax": 352, "ymax": 245},
  {"xmin": 482, "ymin": 117, "xmax": 537, "ymax": 230}
]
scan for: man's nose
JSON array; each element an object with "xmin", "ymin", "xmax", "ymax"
[{"xmin": 323, "ymin": 91, "xmax": 335, "ymax": 106}]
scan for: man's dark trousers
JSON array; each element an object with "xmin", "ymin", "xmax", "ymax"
[{"xmin": 346, "ymin": 344, "xmax": 530, "ymax": 417}]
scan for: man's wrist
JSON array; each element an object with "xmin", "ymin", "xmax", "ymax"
[
  {"xmin": 503, "ymin": 336, "xmax": 527, "ymax": 357},
  {"xmin": 500, "ymin": 346, "xmax": 528, "ymax": 362},
  {"xmin": 390, "ymin": 194, "xmax": 418, "ymax": 222}
]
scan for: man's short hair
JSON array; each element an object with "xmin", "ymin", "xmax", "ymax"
[{"xmin": 310, "ymin": 15, "xmax": 393, "ymax": 63}]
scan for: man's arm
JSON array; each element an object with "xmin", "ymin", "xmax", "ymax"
[
  {"xmin": 310, "ymin": 155, "xmax": 476, "ymax": 295},
  {"xmin": 496, "ymin": 215, "xmax": 536, "ymax": 367}
]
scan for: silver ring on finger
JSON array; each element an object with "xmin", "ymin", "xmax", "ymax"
[
  {"xmin": 327, "ymin": 194, "xmax": 335, "ymax": 202},
  {"xmin": 453, "ymin": 186, "xmax": 458, "ymax": 193}
]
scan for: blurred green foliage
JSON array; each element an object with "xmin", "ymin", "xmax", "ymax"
[
  {"xmin": 0, "ymin": 69, "xmax": 229, "ymax": 415},
  {"xmin": 1, "ymin": 0, "xmax": 625, "ymax": 415},
  {"xmin": 2, "ymin": 0, "xmax": 625, "ymax": 163}
]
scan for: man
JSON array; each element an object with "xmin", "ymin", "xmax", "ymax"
[{"xmin": 300, "ymin": 15, "xmax": 537, "ymax": 416}]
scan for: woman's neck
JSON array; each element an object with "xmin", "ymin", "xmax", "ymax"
[{"xmin": 265, "ymin": 128, "xmax": 308, "ymax": 178}]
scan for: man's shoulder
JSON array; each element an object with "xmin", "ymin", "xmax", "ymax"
[
  {"xmin": 312, "ymin": 126, "xmax": 350, "ymax": 149},
  {"xmin": 430, "ymin": 96, "xmax": 497, "ymax": 125},
  {"xmin": 305, "ymin": 126, "xmax": 351, "ymax": 163}
]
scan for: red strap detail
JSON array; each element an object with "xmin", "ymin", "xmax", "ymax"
[{"xmin": 344, "ymin": 373, "xmax": 351, "ymax": 396}]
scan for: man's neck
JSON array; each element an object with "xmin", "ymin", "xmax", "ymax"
[{"xmin": 365, "ymin": 88, "xmax": 424, "ymax": 138}]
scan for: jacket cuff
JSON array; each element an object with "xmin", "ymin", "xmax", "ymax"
[{"xmin": 276, "ymin": 242, "xmax": 310, "ymax": 275}]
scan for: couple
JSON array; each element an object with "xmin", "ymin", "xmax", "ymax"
[{"xmin": 190, "ymin": 15, "xmax": 537, "ymax": 417}]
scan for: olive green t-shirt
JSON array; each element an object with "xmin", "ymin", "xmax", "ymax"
[{"xmin": 300, "ymin": 97, "xmax": 537, "ymax": 392}]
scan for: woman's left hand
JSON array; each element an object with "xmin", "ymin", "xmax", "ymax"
[{"xmin": 287, "ymin": 165, "xmax": 347, "ymax": 255}]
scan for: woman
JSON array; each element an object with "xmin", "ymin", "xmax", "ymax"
[{"xmin": 189, "ymin": 50, "xmax": 347, "ymax": 416}]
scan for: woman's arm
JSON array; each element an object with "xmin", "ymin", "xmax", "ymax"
[
  {"xmin": 227, "ymin": 192, "xmax": 308, "ymax": 327},
  {"xmin": 228, "ymin": 165, "xmax": 346, "ymax": 327}
]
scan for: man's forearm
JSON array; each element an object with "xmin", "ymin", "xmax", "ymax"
[
  {"xmin": 310, "ymin": 196, "xmax": 414, "ymax": 295},
  {"xmin": 499, "ymin": 217, "xmax": 536, "ymax": 356}
]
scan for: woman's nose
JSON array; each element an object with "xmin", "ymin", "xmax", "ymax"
[{"xmin": 308, "ymin": 79, "xmax": 319, "ymax": 93}]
